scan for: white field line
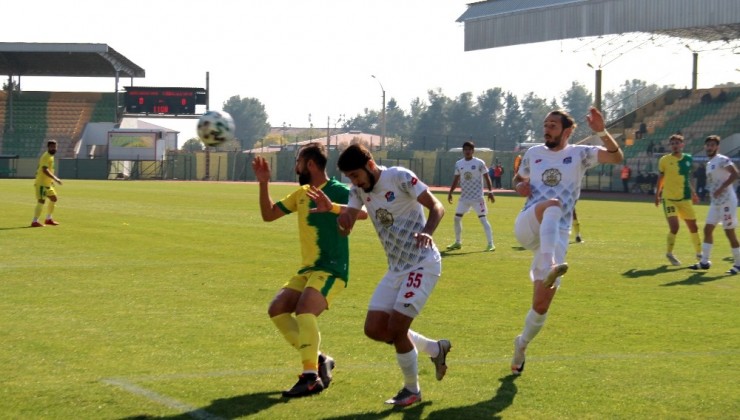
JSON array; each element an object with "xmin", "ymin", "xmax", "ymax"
[{"xmin": 102, "ymin": 349, "xmax": 739, "ymax": 416}]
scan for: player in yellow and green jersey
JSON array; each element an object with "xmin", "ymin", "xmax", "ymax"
[
  {"xmin": 31, "ymin": 139, "xmax": 63, "ymax": 227},
  {"xmin": 251, "ymin": 143, "xmax": 366, "ymax": 399},
  {"xmin": 655, "ymin": 134, "xmax": 701, "ymax": 266}
]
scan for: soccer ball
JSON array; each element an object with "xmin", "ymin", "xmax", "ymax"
[{"xmin": 197, "ymin": 110, "xmax": 236, "ymax": 147}]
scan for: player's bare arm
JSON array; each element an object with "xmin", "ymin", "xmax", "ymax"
[
  {"xmin": 415, "ymin": 190, "xmax": 445, "ymax": 248},
  {"xmin": 586, "ymin": 107, "xmax": 624, "ymax": 164},
  {"xmin": 447, "ymin": 175, "xmax": 460, "ymax": 204},
  {"xmin": 43, "ymin": 167, "xmax": 62, "ymax": 185},
  {"xmin": 306, "ymin": 186, "xmax": 368, "ymax": 219},
  {"xmin": 337, "ymin": 207, "xmax": 361, "ymax": 235},
  {"xmin": 252, "ymin": 156, "xmax": 285, "ymax": 222},
  {"xmin": 483, "ymin": 173, "xmax": 495, "ymax": 203}
]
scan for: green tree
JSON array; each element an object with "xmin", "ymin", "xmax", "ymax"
[
  {"xmin": 500, "ymin": 92, "xmax": 527, "ymax": 150},
  {"xmin": 181, "ymin": 137, "xmax": 203, "ymax": 152},
  {"xmin": 561, "ymin": 82, "xmax": 593, "ymax": 141},
  {"xmin": 521, "ymin": 92, "xmax": 551, "ymax": 143},
  {"xmin": 222, "ymin": 96, "xmax": 270, "ymax": 150},
  {"xmin": 411, "ymin": 89, "xmax": 451, "ymax": 150},
  {"xmin": 475, "ymin": 88, "xmax": 504, "ymax": 149},
  {"xmin": 448, "ymin": 92, "xmax": 478, "ymax": 147}
]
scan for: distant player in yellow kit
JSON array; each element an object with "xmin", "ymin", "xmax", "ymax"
[
  {"xmin": 31, "ymin": 139, "xmax": 63, "ymax": 227},
  {"xmin": 655, "ymin": 134, "xmax": 701, "ymax": 266}
]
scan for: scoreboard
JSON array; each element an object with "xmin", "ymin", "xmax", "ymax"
[{"xmin": 124, "ymin": 87, "xmax": 206, "ymax": 115}]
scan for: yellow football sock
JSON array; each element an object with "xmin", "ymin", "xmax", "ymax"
[
  {"xmin": 271, "ymin": 313, "xmax": 299, "ymax": 350},
  {"xmin": 296, "ymin": 313, "xmax": 320, "ymax": 372},
  {"xmin": 46, "ymin": 200, "xmax": 56, "ymax": 219},
  {"xmin": 667, "ymin": 233, "xmax": 676, "ymax": 254},
  {"xmin": 34, "ymin": 202, "xmax": 43, "ymax": 220},
  {"xmin": 691, "ymin": 231, "xmax": 701, "ymax": 255}
]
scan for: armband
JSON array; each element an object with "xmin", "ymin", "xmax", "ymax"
[
  {"xmin": 331, "ymin": 203, "xmax": 342, "ymax": 215},
  {"xmin": 607, "ymin": 148, "xmax": 621, "ymax": 154},
  {"xmin": 596, "ymin": 130, "xmax": 608, "ymax": 137}
]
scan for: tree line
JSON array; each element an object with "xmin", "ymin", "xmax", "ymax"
[{"xmin": 181, "ymin": 79, "xmax": 674, "ymax": 152}]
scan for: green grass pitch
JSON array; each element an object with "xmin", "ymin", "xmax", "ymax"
[{"xmin": 1, "ymin": 179, "xmax": 738, "ymax": 419}]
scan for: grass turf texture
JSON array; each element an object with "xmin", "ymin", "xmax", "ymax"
[{"xmin": 1, "ymin": 179, "xmax": 738, "ymax": 419}]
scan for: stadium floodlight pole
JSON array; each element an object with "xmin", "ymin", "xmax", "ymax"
[{"xmin": 371, "ymin": 75, "xmax": 386, "ymax": 150}]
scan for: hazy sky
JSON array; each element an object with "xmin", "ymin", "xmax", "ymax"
[{"xmin": 4, "ymin": 0, "xmax": 738, "ymax": 138}]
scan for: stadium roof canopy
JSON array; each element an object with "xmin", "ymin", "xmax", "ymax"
[
  {"xmin": 457, "ymin": 0, "xmax": 740, "ymax": 51},
  {"xmin": 0, "ymin": 42, "xmax": 144, "ymax": 78}
]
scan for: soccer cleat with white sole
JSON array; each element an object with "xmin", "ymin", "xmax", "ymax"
[
  {"xmin": 511, "ymin": 335, "xmax": 527, "ymax": 375},
  {"xmin": 318, "ymin": 353, "xmax": 335, "ymax": 389},
  {"xmin": 689, "ymin": 261, "xmax": 711, "ymax": 270},
  {"xmin": 542, "ymin": 263, "xmax": 568, "ymax": 289},
  {"xmin": 430, "ymin": 339, "xmax": 452, "ymax": 381},
  {"xmin": 666, "ymin": 253, "xmax": 681, "ymax": 266},
  {"xmin": 446, "ymin": 242, "xmax": 462, "ymax": 251},
  {"xmin": 727, "ymin": 265, "xmax": 740, "ymax": 275},
  {"xmin": 384, "ymin": 388, "xmax": 422, "ymax": 406}
]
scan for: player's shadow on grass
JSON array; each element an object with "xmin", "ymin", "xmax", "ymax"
[
  {"xmin": 120, "ymin": 391, "xmax": 287, "ymax": 420},
  {"xmin": 0, "ymin": 226, "xmax": 38, "ymax": 230},
  {"xmin": 622, "ymin": 265, "xmax": 677, "ymax": 279},
  {"xmin": 661, "ymin": 272, "xmax": 728, "ymax": 286},
  {"xmin": 323, "ymin": 400, "xmax": 432, "ymax": 420},
  {"xmin": 426, "ymin": 374, "xmax": 519, "ymax": 419},
  {"xmin": 323, "ymin": 374, "xmax": 519, "ymax": 420}
]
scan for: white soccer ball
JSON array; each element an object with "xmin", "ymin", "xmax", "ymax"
[{"xmin": 197, "ymin": 110, "xmax": 236, "ymax": 147}]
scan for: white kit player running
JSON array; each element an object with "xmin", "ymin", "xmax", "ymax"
[
  {"xmin": 446, "ymin": 141, "xmax": 496, "ymax": 252},
  {"xmin": 325, "ymin": 144, "xmax": 451, "ymax": 407},
  {"xmin": 690, "ymin": 135, "xmax": 740, "ymax": 273},
  {"xmin": 510, "ymin": 108, "xmax": 623, "ymax": 375}
]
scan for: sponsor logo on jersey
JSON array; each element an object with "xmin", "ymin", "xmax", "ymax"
[
  {"xmin": 410, "ymin": 177, "xmax": 418, "ymax": 185},
  {"xmin": 563, "ymin": 157, "xmax": 572, "ymax": 164},
  {"xmin": 385, "ymin": 191, "xmax": 395, "ymax": 202},
  {"xmin": 535, "ymin": 159, "xmax": 542, "ymax": 164}
]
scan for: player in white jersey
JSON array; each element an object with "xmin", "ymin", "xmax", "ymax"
[
  {"xmin": 446, "ymin": 141, "xmax": 496, "ymax": 252},
  {"xmin": 510, "ymin": 107, "xmax": 623, "ymax": 375},
  {"xmin": 327, "ymin": 144, "xmax": 451, "ymax": 407},
  {"xmin": 689, "ymin": 135, "xmax": 740, "ymax": 274}
]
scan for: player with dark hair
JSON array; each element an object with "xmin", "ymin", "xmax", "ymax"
[
  {"xmin": 511, "ymin": 107, "xmax": 623, "ymax": 375},
  {"xmin": 251, "ymin": 143, "xmax": 365, "ymax": 398},
  {"xmin": 446, "ymin": 141, "xmax": 496, "ymax": 252},
  {"xmin": 690, "ymin": 135, "xmax": 740, "ymax": 273},
  {"xmin": 31, "ymin": 139, "xmax": 63, "ymax": 227},
  {"xmin": 655, "ymin": 134, "xmax": 701, "ymax": 266},
  {"xmin": 317, "ymin": 144, "xmax": 451, "ymax": 407}
]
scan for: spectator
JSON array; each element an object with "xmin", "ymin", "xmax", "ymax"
[
  {"xmin": 620, "ymin": 164, "xmax": 632, "ymax": 193},
  {"xmin": 493, "ymin": 163, "xmax": 504, "ymax": 189},
  {"xmin": 646, "ymin": 140, "xmax": 654, "ymax": 157}
]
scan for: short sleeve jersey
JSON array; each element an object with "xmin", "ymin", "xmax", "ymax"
[
  {"xmin": 658, "ymin": 153, "xmax": 693, "ymax": 201},
  {"xmin": 517, "ymin": 144, "xmax": 600, "ymax": 231},
  {"xmin": 454, "ymin": 157, "xmax": 487, "ymax": 200},
  {"xmin": 347, "ymin": 166, "xmax": 441, "ymax": 274},
  {"xmin": 35, "ymin": 152, "xmax": 55, "ymax": 187},
  {"xmin": 276, "ymin": 178, "xmax": 350, "ymax": 280},
  {"xmin": 706, "ymin": 153, "xmax": 737, "ymax": 206}
]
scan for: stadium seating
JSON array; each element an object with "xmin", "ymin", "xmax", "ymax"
[{"xmin": 0, "ymin": 91, "xmax": 118, "ymax": 157}]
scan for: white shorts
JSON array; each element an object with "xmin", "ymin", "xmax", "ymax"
[
  {"xmin": 514, "ymin": 206, "xmax": 569, "ymax": 285},
  {"xmin": 455, "ymin": 198, "xmax": 487, "ymax": 217},
  {"xmin": 706, "ymin": 201, "xmax": 738, "ymax": 229},
  {"xmin": 368, "ymin": 256, "xmax": 441, "ymax": 318}
]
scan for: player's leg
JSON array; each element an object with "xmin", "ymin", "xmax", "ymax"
[
  {"xmin": 679, "ymin": 201, "xmax": 702, "ymax": 260},
  {"xmin": 722, "ymin": 205, "xmax": 740, "ymax": 274},
  {"xmin": 32, "ymin": 186, "xmax": 46, "ymax": 227},
  {"xmin": 448, "ymin": 201, "xmax": 469, "ymax": 250},
  {"xmin": 475, "ymin": 198, "xmax": 494, "ymax": 251},
  {"xmin": 45, "ymin": 190, "xmax": 59, "ymax": 225},
  {"xmin": 664, "ymin": 201, "xmax": 682, "ymax": 265}
]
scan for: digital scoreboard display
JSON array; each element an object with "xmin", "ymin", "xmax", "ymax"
[{"xmin": 124, "ymin": 87, "xmax": 205, "ymax": 115}]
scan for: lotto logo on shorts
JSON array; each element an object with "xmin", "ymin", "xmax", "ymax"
[{"xmin": 404, "ymin": 291, "xmax": 415, "ymax": 298}]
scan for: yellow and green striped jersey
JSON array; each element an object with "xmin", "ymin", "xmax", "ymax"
[
  {"xmin": 659, "ymin": 153, "xmax": 693, "ymax": 200},
  {"xmin": 276, "ymin": 178, "xmax": 350, "ymax": 280}
]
